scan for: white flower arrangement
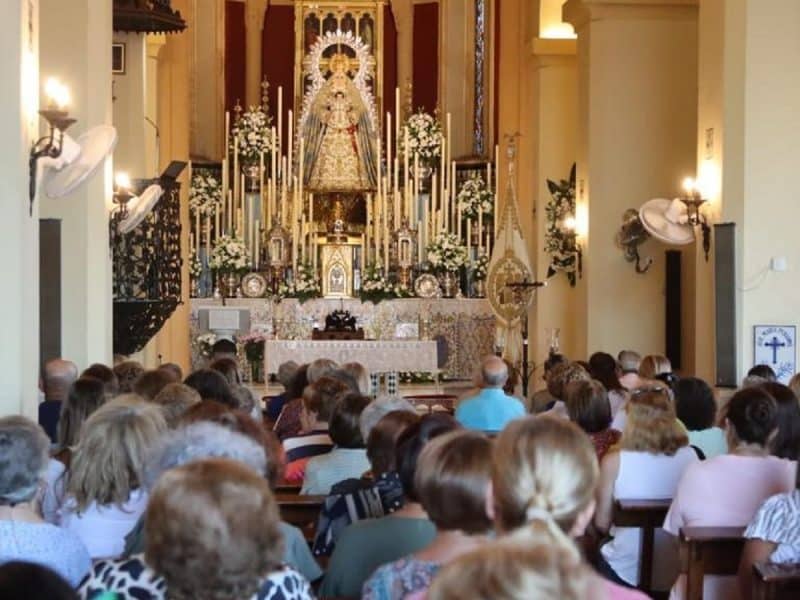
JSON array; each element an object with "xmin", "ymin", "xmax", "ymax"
[
  {"xmin": 208, "ymin": 235, "xmax": 250, "ymax": 273},
  {"xmin": 544, "ymin": 164, "xmax": 579, "ymax": 286},
  {"xmin": 473, "ymin": 253, "xmax": 490, "ymax": 281},
  {"xmin": 194, "ymin": 332, "xmax": 217, "ymax": 358},
  {"xmin": 189, "ymin": 255, "xmax": 203, "ymax": 279},
  {"xmin": 401, "ymin": 110, "xmax": 443, "ymax": 163},
  {"xmin": 231, "ymin": 106, "xmax": 274, "ymax": 163},
  {"xmin": 275, "ymin": 263, "xmax": 321, "ymax": 304},
  {"xmin": 426, "ymin": 232, "xmax": 468, "ymax": 273},
  {"xmin": 189, "ymin": 172, "xmax": 222, "ymax": 217},
  {"xmin": 458, "ymin": 175, "xmax": 494, "ymax": 220},
  {"xmin": 360, "ymin": 264, "xmax": 413, "ymax": 303}
]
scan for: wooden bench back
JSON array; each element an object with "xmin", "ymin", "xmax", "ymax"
[
  {"xmin": 679, "ymin": 526, "xmax": 745, "ymax": 600},
  {"xmin": 613, "ymin": 498, "xmax": 671, "ymax": 594},
  {"xmin": 275, "ymin": 493, "xmax": 326, "ymax": 541},
  {"xmin": 753, "ymin": 562, "xmax": 800, "ymax": 600}
]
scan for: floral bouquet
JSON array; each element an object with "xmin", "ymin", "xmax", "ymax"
[
  {"xmin": 209, "ymin": 235, "xmax": 250, "ymax": 273},
  {"xmin": 426, "ymin": 232, "xmax": 468, "ymax": 274},
  {"xmin": 277, "ymin": 263, "xmax": 321, "ymax": 304},
  {"xmin": 194, "ymin": 332, "xmax": 217, "ymax": 359},
  {"xmin": 399, "ymin": 371, "xmax": 436, "ymax": 384},
  {"xmin": 473, "ymin": 253, "xmax": 490, "ymax": 281},
  {"xmin": 189, "ymin": 172, "xmax": 222, "ymax": 217},
  {"xmin": 458, "ymin": 175, "xmax": 494, "ymax": 220},
  {"xmin": 231, "ymin": 106, "xmax": 274, "ymax": 163},
  {"xmin": 189, "ymin": 255, "xmax": 203, "ymax": 280},
  {"xmin": 238, "ymin": 331, "xmax": 266, "ymax": 363},
  {"xmin": 360, "ymin": 264, "xmax": 413, "ymax": 304},
  {"xmin": 544, "ymin": 164, "xmax": 579, "ymax": 286},
  {"xmin": 401, "ymin": 110, "xmax": 443, "ymax": 164}
]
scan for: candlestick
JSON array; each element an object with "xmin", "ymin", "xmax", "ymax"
[
  {"xmin": 277, "ymin": 86, "xmax": 283, "ymax": 156},
  {"xmin": 298, "ymin": 137, "xmax": 305, "ymax": 202},
  {"xmin": 495, "ymin": 144, "xmax": 500, "ymax": 238},
  {"xmin": 386, "ymin": 112, "xmax": 392, "ymax": 196}
]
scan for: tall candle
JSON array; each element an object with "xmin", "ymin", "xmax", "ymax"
[
  {"xmin": 287, "ymin": 109, "xmax": 293, "ymax": 165},
  {"xmin": 395, "ymin": 87, "xmax": 400, "ymax": 142},
  {"xmin": 466, "ymin": 219, "xmax": 472, "ymax": 259},
  {"xmin": 214, "ymin": 210, "xmax": 220, "ymax": 243},
  {"xmin": 446, "ymin": 112, "xmax": 452, "ymax": 183},
  {"xmin": 298, "ymin": 138, "xmax": 305, "ymax": 201},
  {"xmin": 224, "ymin": 111, "xmax": 230, "ymax": 155},
  {"xmin": 277, "ymin": 86, "xmax": 283, "ymax": 155},
  {"xmin": 365, "ymin": 194, "xmax": 371, "ymax": 264},
  {"xmin": 205, "ymin": 215, "xmax": 211, "ymax": 250},
  {"xmin": 418, "ymin": 224, "xmax": 423, "ymax": 264},
  {"xmin": 478, "ymin": 209, "xmax": 483, "ymax": 254},
  {"xmin": 195, "ymin": 211, "xmax": 201, "ymax": 247},
  {"xmin": 233, "ymin": 137, "xmax": 239, "ymax": 206},
  {"xmin": 386, "ymin": 113, "xmax": 392, "ymax": 197},
  {"xmin": 254, "ymin": 219, "xmax": 260, "ymax": 269},
  {"xmin": 495, "ymin": 144, "xmax": 500, "ymax": 238}
]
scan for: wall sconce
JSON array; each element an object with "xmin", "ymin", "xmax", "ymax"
[
  {"xmin": 562, "ymin": 214, "xmax": 583, "ymax": 281},
  {"xmin": 680, "ymin": 177, "xmax": 711, "ymax": 261},
  {"xmin": 113, "ymin": 172, "xmax": 134, "ymax": 217},
  {"xmin": 29, "ymin": 78, "xmax": 76, "ymax": 215}
]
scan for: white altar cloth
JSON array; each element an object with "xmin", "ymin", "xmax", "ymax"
[{"xmin": 265, "ymin": 339, "xmax": 438, "ymax": 374}]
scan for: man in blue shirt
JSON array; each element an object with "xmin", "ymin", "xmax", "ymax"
[{"xmin": 455, "ymin": 356, "xmax": 525, "ymax": 432}]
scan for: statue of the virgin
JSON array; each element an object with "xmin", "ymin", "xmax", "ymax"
[{"xmin": 302, "ymin": 53, "xmax": 378, "ymax": 192}]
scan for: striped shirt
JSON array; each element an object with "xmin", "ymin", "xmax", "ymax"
[
  {"xmin": 283, "ymin": 428, "xmax": 333, "ymax": 483},
  {"xmin": 745, "ymin": 489, "xmax": 800, "ymax": 564}
]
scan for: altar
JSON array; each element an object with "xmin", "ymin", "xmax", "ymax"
[
  {"xmin": 265, "ymin": 340, "xmax": 437, "ymax": 374},
  {"xmin": 189, "ymin": 297, "xmax": 495, "ymax": 379}
]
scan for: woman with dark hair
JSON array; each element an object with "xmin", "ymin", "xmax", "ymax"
[
  {"xmin": 664, "ymin": 386, "xmax": 795, "ymax": 599},
  {"xmin": 589, "ymin": 352, "xmax": 627, "ymax": 418},
  {"xmin": 301, "ymin": 393, "xmax": 371, "ymax": 495},
  {"xmin": 319, "ymin": 414, "xmax": 459, "ymax": 598},
  {"xmin": 760, "ymin": 382, "xmax": 800, "ymax": 460},
  {"xmin": 674, "ymin": 377, "xmax": 727, "ymax": 459},
  {"xmin": 564, "ymin": 379, "xmax": 621, "ymax": 462},
  {"xmin": 80, "ymin": 364, "xmax": 118, "ymax": 396},
  {"xmin": 183, "ymin": 369, "xmax": 237, "ymax": 408}
]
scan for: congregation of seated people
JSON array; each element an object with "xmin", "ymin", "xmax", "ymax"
[{"xmin": 1, "ymin": 345, "xmax": 799, "ymax": 600}]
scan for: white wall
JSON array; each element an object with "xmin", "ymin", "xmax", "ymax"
[
  {"xmin": 0, "ymin": 0, "xmax": 40, "ymax": 417},
  {"xmin": 39, "ymin": 0, "xmax": 114, "ymax": 370}
]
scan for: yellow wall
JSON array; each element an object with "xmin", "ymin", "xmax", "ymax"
[{"xmin": 567, "ymin": 0, "xmax": 698, "ymax": 359}]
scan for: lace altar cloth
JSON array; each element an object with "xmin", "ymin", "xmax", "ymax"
[
  {"xmin": 189, "ymin": 298, "xmax": 495, "ymax": 378},
  {"xmin": 265, "ymin": 340, "xmax": 438, "ymax": 374}
]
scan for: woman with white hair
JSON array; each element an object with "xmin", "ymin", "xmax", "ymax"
[
  {"xmin": 59, "ymin": 395, "xmax": 167, "ymax": 559},
  {"xmin": 0, "ymin": 416, "xmax": 90, "ymax": 586}
]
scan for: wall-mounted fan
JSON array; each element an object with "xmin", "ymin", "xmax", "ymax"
[
  {"xmin": 639, "ymin": 198, "xmax": 696, "ymax": 246},
  {"xmin": 116, "ymin": 184, "xmax": 164, "ymax": 234},
  {"xmin": 42, "ymin": 125, "xmax": 118, "ymax": 199}
]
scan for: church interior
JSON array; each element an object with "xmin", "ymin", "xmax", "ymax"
[{"xmin": 1, "ymin": 0, "xmax": 800, "ymax": 599}]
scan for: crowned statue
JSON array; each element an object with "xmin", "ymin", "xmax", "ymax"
[{"xmin": 302, "ymin": 53, "xmax": 378, "ymax": 192}]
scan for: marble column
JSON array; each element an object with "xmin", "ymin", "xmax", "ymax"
[
  {"xmin": 0, "ymin": 0, "xmax": 39, "ymax": 417},
  {"xmin": 564, "ymin": 0, "xmax": 698, "ymax": 359},
  {"xmin": 39, "ymin": 0, "xmax": 114, "ymax": 370}
]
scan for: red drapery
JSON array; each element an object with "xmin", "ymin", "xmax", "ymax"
[
  {"xmin": 412, "ymin": 3, "xmax": 439, "ymax": 112},
  {"xmin": 383, "ymin": 5, "xmax": 398, "ymax": 116},
  {"xmin": 224, "ymin": 0, "xmax": 246, "ymax": 114},
  {"xmin": 262, "ymin": 4, "xmax": 295, "ymax": 155}
]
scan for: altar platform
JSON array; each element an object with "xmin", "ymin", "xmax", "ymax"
[{"xmin": 190, "ymin": 297, "xmax": 495, "ymax": 379}]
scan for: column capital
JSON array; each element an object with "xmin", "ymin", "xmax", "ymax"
[
  {"xmin": 564, "ymin": 0, "xmax": 697, "ymax": 31},
  {"xmin": 531, "ymin": 37, "xmax": 577, "ymax": 58}
]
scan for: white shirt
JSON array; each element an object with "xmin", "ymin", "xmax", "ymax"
[
  {"xmin": 42, "ymin": 458, "xmax": 68, "ymax": 525},
  {"xmin": 58, "ymin": 489, "xmax": 148, "ymax": 559}
]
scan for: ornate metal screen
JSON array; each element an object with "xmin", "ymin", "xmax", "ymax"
[{"xmin": 111, "ymin": 177, "xmax": 183, "ymax": 355}]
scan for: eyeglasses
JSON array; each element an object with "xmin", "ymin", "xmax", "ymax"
[{"xmin": 630, "ymin": 385, "xmax": 667, "ymax": 396}]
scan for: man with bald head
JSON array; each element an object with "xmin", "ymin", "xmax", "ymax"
[
  {"xmin": 455, "ymin": 355, "xmax": 525, "ymax": 432},
  {"xmin": 38, "ymin": 358, "xmax": 78, "ymax": 442}
]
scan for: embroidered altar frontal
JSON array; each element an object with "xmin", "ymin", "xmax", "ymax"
[{"xmin": 189, "ymin": 298, "xmax": 495, "ymax": 379}]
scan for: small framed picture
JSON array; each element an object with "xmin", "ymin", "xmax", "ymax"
[
  {"xmin": 112, "ymin": 43, "xmax": 126, "ymax": 75},
  {"xmin": 753, "ymin": 325, "xmax": 796, "ymax": 383}
]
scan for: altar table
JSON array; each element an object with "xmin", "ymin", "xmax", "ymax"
[
  {"xmin": 264, "ymin": 339, "xmax": 438, "ymax": 374},
  {"xmin": 190, "ymin": 298, "xmax": 495, "ymax": 378}
]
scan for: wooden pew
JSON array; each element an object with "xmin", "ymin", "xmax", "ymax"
[
  {"xmin": 613, "ymin": 498, "xmax": 671, "ymax": 594},
  {"xmin": 679, "ymin": 526, "xmax": 745, "ymax": 600},
  {"xmin": 275, "ymin": 493, "xmax": 326, "ymax": 542},
  {"xmin": 752, "ymin": 562, "xmax": 800, "ymax": 600},
  {"xmin": 274, "ymin": 483, "xmax": 302, "ymax": 495}
]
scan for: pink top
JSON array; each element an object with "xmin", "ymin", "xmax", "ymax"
[
  {"xmin": 606, "ymin": 580, "xmax": 650, "ymax": 599},
  {"xmin": 664, "ymin": 454, "xmax": 796, "ymax": 534},
  {"xmin": 664, "ymin": 454, "xmax": 796, "ymax": 600}
]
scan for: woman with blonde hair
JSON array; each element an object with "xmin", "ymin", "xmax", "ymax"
[
  {"xmin": 595, "ymin": 386, "xmax": 698, "ymax": 591},
  {"xmin": 482, "ymin": 415, "xmax": 648, "ymax": 599},
  {"xmin": 59, "ymin": 395, "xmax": 167, "ymax": 559},
  {"xmin": 427, "ymin": 540, "xmax": 586, "ymax": 600},
  {"xmin": 638, "ymin": 354, "xmax": 672, "ymax": 381},
  {"xmin": 79, "ymin": 459, "xmax": 313, "ymax": 599}
]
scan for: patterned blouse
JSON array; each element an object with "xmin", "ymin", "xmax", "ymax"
[
  {"xmin": 361, "ymin": 557, "xmax": 440, "ymax": 600},
  {"xmin": 744, "ymin": 489, "xmax": 800, "ymax": 563},
  {"xmin": 78, "ymin": 554, "xmax": 313, "ymax": 600},
  {"xmin": 590, "ymin": 428, "xmax": 622, "ymax": 462}
]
